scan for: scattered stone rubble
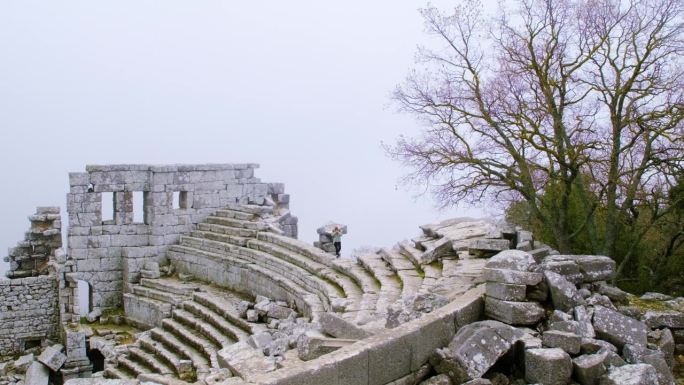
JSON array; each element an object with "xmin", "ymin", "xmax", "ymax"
[
  {"xmin": 3, "ymin": 207, "xmax": 62, "ymax": 279},
  {"xmin": 422, "ymin": 248, "xmax": 683, "ymax": 385}
]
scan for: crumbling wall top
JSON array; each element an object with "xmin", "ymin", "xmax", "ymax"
[{"xmin": 83, "ymin": 163, "xmax": 259, "ymax": 173}]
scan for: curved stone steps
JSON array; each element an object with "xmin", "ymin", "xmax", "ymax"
[
  {"xmin": 161, "ymin": 318, "xmax": 219, "ymax": 368},
  {"xmin": 247, "ymin": 238, "xmax": 362, "ymax": 301},
  {"xmin": 127, "ymin": 346, "xmax": 174, "ymax": 375},
  {"xmin": 225, "ymin": 203, "xmax": 274, "ymax": 215},
  {"xmin": 187, "ymin": 294, "xmax": 253, "ymax": 338},
  {"xmin": 168, "ymin": 245, "xmax": 326, "ymax": 317},
  {"xmin": 172, "ymin": 308, "xmax": 234, "ymax": 348},
  {"xmin": 140, "ymin": 277, "xmax": 201, "ymax": 296},
  {"xmin": 198, "ymin": 222, "xmax": 257, "ymax": 239},
  {"xmin": 398, "ymin": 240, "xmax": 424, "ymax": 268},
  {"xmin": 357, "ymin": 253, "xmax": 402, "ymax": 316},
  {"xmin": 256, "ymin": 232, "xmax": 375, "ymax": 293},
  {"xmin": 131, "ymin": 284, "xmax": 185, "ymax": 305},
  {"xmin": 205, "ymin": 216, "xmax": 268, "ymax": 231},
  {"xmin": 151, "ymin": 328, "xmax": 211, "ymax": 374},
  {"xmin": 104, "ymin": 366, "xmax": 133, "ymax": 380},
  {"xmin": 182, "ymin": 233, "xmax": 340, "ymax": 308},
  {"xmin": 379, "ymin": 248, "xmax": 426, "ymax": 301},
  {"xmin": 139, "ymin": 334, "xmax": 184, "ymax": 376},
  {"xmin": 214, "ymin": 208, "xmax": 258, "ymax": 221},
  {"xmin": 418, "ymin": 260, "xmax": 443, "ymax": 293},
  {"xmin": 117, "ymin": 355, "xmax": 151, "ymax": 377}
]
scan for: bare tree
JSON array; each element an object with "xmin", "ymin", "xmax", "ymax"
[{"xmin": 390, "ymin": 0, "xmax": 684, "ymax": 267}]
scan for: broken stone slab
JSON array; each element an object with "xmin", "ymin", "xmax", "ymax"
[
  {"xmin": 469, "ymin": 239, "xmax": 511, "ymax": 256},
  {"xmin": 485, "ymin": 297, "xmax": 545, "ymax": 325},
  {"xmin": 485, "ymin": 250, "xmax": 537, "ymax": 271},
  {"xmin": 593, "ymin": 305, "xmax": 648, "ymax": 349},
  {"xmin": 420, "ymin": 237, "xmax": 454, "ymax": 264},
  {"xmin": 622, "ymin": 345, "xmax": 675, "ymax": 385},
  {"xmin": 596, "ymin": 284, "xmax": 629, "ymax": 305},
  {"xmin": 247, "ymin": 331, "xmax": 273, "ymax": 351},
  {"xmin": 482, "ymin": 268, "xmax": 543, "ymax": 285},
  {"xmin": 641, "ymin": 292, "xmax": 673, "ymax": 301},
  {"xmin": 525, "ymin": 348, "xmax": 572, "ymax": 385},
  {"xmin": 86, "ymin": 308, "xmax": 102, "ymax": 323},
  {"xmin": 574, "ymin": 305, "xmax": 596, "ymax": 338},
  {"xmin": 485, "ymin": 282, "xmax": 527, "ymax": 301},
  {"xmin": 266, "ymin": 303, "xmax": 296, "ymax": 320},
  {"xmin": 573, "ymin": 353, "xmax": 607, "ymax": 385},
  {"xmin": 642, "ymin": 310, "xmax": 684, "ymax": 329},
  {"xmin": 430, "ymin": 320, "xmax": 525, "ymax": 383},
  {"xmin": 598, "ymin": 363, "xmax": 658, "ymax": 385},
  {"xmin": 541, "ymin": 256, "xmax": 583, "ymax": 284},
  {"xmin": 14, "ymin": 353, "xmax": 34, "ymax": 373},
  {"xmin": 218, "ymin": 341, "xmax": 276, "ymax": 378},
  {"xmin": 542, "ymin": 330, "xmax": 581, "ymax": 355},
  {"xmin": 37, "ymin": 344, "xmax": 66, "ymax": 371},
  {"xmin": 545, "ymin": 270, "xmax": 582, "ymax": 312},
  {"xmin": 650, "ymin": 328, "xmax": 675, "ymax": 368},
  {"xmin": 24, "ymin": 361, "xmax": 49, "ymax": 385},
  {"xmin": 318, "ymin": 312, "xmax": 370, "ymax": 340},
  {"xmin": 296, "ymin": 334, "xmax": 356, "ymax": 361},
  {"xmin": 563, "ymin": 255, "xmax": 615, "ymax": 282},
  {"xmin": 550, "ymin": 320, "xmax": 581, "ymax": 334},
  {"xmin": 580, "ymin": 338, "xmax": 618, "ymax": 354}
]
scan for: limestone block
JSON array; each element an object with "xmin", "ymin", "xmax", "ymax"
[
  {"xmin": 25, "ymin": 361, "xmax": 50, "ymax": 385},
  {"xmin": 420, "ymin": 237, "xmax": 453, "ymax": 264},
  {"xmin": 599, "ymin": 364, "xmax": 658, "ymax": 385},
  {"xmin": 562, "ymin": 255, "xmax": 615, "ymax": 282},
  {"xmin": 593, "ymin": 306, "xmax": 648, "ymax": 349},
  {"xmin": 642, "ymin": 311, "xmax": 684, "ymax": 329},
  {"xmin": 484, "ymin": 297, "xmax": 545, "ymax": 325},
  {"xmin": 297, "ymin": 334, "xmax": 356, "ymax": 361},
  {"xmin": 38, "ymin": 344, "xmax": 66, "ymax": 371},
  {"xmin": 542, "ymin": 330, "xmax": 581, "ymax": 354},
  {"xmin": 596, "ymin": 284, "xmax": 629, "ymax": 305},
  {"xmin": 14, "ymin": 353, "xmax": 34, "ymax": 373},
  {"xmin": 574, "ymin": 305, "xmax": 596, "ymax": 338},
  {"xmin": 541, "ymin": 256, "xmax": 583, "ymax": 284},
  {"xmin": 651, "ymin": 328, "xmax": 675, "ymax": 368},
  {"xmin": 544, "ymin": 270, "xmax": 581, "ymax": 311},
  {"xmin": 485, "ymin": 282, "xmax": 527, "ymax": 301},
  {"xmin": 482, "ymin": 268, "xmax": 543, "ymax": 285},
  {"xmin": 430, "ymin": 321, "xmax": 525, "ymax": 383},
  {"xmin": 266, "ymin": 304, "xmax": 296, "ymax": 320},
  {"xmin": 218, "ymin": 341, "xmax": 276, "ymax": 378},
  {"xmin": 572, "ymin": 353, "xmax": 607, "ymax": 385},
  {"xmin": 524, "ymin": 348, "xmax": 572, "ymax": 385},
  {"xmin": 419, "ymin": 374, "xmax": 455, "ymax": 385},
  {"xmin": 622, "ymin": 345, "xmax": 675, "ymax": 385},
  {"xmin": 468, "ymin": 239, "xmax": 511, "ymax": 255},
  {"xmin": 485, "ymin": 250, "xmax": 537, "ymax": 271},
  {"xmin": 319, "ymin": 312, "xmax": 370, "ymax": 340}
]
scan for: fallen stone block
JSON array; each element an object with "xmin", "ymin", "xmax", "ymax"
[
  {"xmin": 38, "ymin": 344, "xmax": 67, "ymax": 371},
  {"xmin": 247, "ymin": 331, "xmax": 273, "ymax": 351},
  {"xmin": 650, "ymin": 328, "xmax": 674, "ymax": 368},
  {"xmin": 319, "ymin": 312, "xmax": 370, "ymax": 339},
  {"xmin": 469, "ymin": 239, "xmax": 511, "ymax": 256},
  {"xmin": 482, "ymin": 268, "xmax": 543, "ymax": 285},
  {"xmin": 598, "ymin": 363, "xmax": 658, "ymax": 385},
  {"xmin": 266, "ymin": 303, "xmax": 296, "ymax": 320},
  {"xmin": 541, "ymin": 256, "xmax": 583, "ymax": 284},
  {"xmin": 545, "ymin": 270, "xmax": 581, "ymax": 311},
  {"xmin": 420, "ymin": 236, "xmax": 453, "ymax": 264},
  {"xmin": 419, "ymin": 374, "xmax": 456, "ymax": 384},
  {"xmin": 573, "ymin": 353, "xmax": 607, "ymax": 385},
  {"xmin": 596, "ymin": 284, "xmax": 629, "ymax": 305},
  {"xmin": 525, "ymin": 348, "xmax": 572, "ymax": 385},
  {"xmin": 218, "ymin": 341, "xmax": 276, "ymax": 378},
  {"xmin": 14, "ymin": 353, "xmax": 34, "ymax": 373},
  {"xmin": 24, "ymin": 361, "xmax": 49, "ymax": 385},
  {"xmin": 485, "ymin": 250, "xmax": 537, "ymax": 271},
  {"xmin": 574, "ymin": 305, "xmax": 596, "ymax": 338},
  {"xmin": 580, "ymin": 338, "xmax": 617, "ymax": 354},
  {"xmin": 485, "ymin": 297, "xmax": 545, "ymax": 325},
  {"xmin": 622, "ymin": 345, "xmax": 675, "ymax": 385},
  {"xmin": 642, "ymin": 311, "xmax": 684, "ymax": 329},
  {"xmin": 485, "ymin": 282, "xmax": 527, "ymax": 301},
  {"xmin": 86, "ymin": 308, "xmax": 102, "ymax": 323},
  {"xmin": 550, "ymin": 320, "xmax": 581, "ymax": 334},
  {"xmin": 296, "ymin": 334, "xmax": 356, "ymax": 361},
  {"xmin": 542, "ymin": 330, "xmax": 581, "ymax": 355},
  {"xmin": 593, "ymin": 305, "xmax": 648, "ymax": 349},
  {"xmin": 430, "ymin": 321, "xmax": 525, "ymax": 383},
  {"xmin": 564, "ymin": 255, "xmax": 615, "ymax": 282}
]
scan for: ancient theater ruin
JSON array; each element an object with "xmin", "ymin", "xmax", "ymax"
[{"xmin": 0, "ymin": 164, "xmax": 682, "ymax": 385}]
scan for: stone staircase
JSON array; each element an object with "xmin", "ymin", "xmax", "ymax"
[
  {"xmin": 106, "ymin": 278, "xmax": 257, "ymax": 381},
  {"xmin": 106, "ymin": 204, "xmax": 487, "ymax": 382}
]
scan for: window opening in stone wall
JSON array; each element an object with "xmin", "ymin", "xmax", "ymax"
[
  {"xmin": 132, "ymin": 191, "xmax": 145, "ymax": 223},
  {"xmin": 77, "ymin": 280, "xmax": 93, "ymax": 316},
  {"xmin": 101, "ymin": 192, "xmax": 114, "ymax": 223},
  {"xmin": 179, "ymin": 191, "xmax": 188, "ymax": 209},
  {"xmin": 23, "ymin": 338, "xmax": 41, "ymax": 352}
]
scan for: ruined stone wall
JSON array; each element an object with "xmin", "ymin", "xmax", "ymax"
[
  {"xmin": 0, "ymin": 275, "xmax": 59, "ymax": 356},
  {"xmin": 66, "ymin": 164, "xmax": 294, "ymax": 313}
]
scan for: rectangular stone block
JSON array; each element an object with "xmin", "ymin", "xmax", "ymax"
[
  {"xmin": 483, "ymin": 268, "xmax": 543, "ymax": 285},
  {"xmin": 485, "ymin": 297, "xmax": 545, "ymax": 325},
  {"xmin": 485, "ymin": 282, "xmax": 527, "ymax": 301}
]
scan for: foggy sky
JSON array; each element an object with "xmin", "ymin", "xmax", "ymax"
[{"xmin": 0, "ymin": 1, "xmax": 489, "ymax": 276}]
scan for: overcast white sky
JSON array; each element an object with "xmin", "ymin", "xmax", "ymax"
[{"xmin": 0, "ymin": 1, "xmax": 491, "ymax": 276}]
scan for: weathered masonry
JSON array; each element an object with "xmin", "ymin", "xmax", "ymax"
[{"xmin": 65, "ymin": 164, "xmax": 296, "ymax": 317}]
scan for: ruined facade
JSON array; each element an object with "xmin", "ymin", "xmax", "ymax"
[{"xmin": 0, "ymin": 164, "xmax": 682, "ymax": 385}]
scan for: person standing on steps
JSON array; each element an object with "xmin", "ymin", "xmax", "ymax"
[{"xmin": 332, "ymin": 226, "xmax": 343, "ymax": 257}]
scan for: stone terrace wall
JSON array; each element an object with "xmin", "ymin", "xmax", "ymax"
[
  {"xmin": 66, "ymin": 164, "xmax": 291, "ymax": 313},
  {"xmin": 0, "ymin": 275, "xmax": 59, "ymax": 356}
]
